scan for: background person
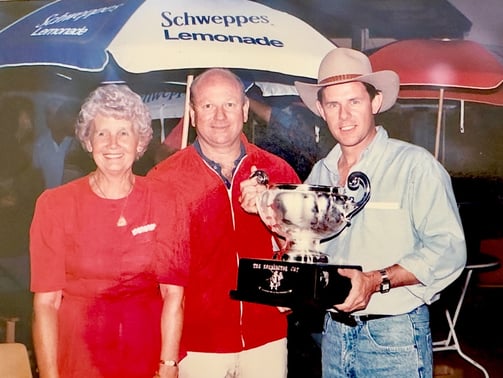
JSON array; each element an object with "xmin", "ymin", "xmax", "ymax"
[
  {"xmin": 33, "ymin": 99, "xmax": 92, "ymax": 188},
  {"xmin": 241, "ymin": 48, "xmax": 467, "ymax": 378},
  {"xmin": 0, "ymin": 95, "xmax": 43, "ymax": 265},
  {"xmin": 0, "ymin": 95, "xmax": 44, "ymax": 349},
  {"xmin": 148, "ymin": 68, "xmax": 300, "ymax": 378},
  {"xmin": 30, "ymin": 84, "xmax": 187, "ymax": 378},
  {"xmin": 247, "ymin": 85, "xmax": 336, "ymax": 181}
]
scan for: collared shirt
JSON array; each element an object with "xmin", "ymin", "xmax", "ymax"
[
  {"xmin": 306, "ymin": 126, "xmax": 467, "ymax": 315},
  {"xmin": 193, "ymin": 139, "xmax": 246, "ymax": 188},
  {"xmin": 147, "ymin": 135, "xmax": 301, "ymax": 353}
]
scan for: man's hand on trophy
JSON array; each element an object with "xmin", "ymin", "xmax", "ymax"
[
  {"xmin": 239, "ymin": 166, "xmax": 268, "ymax": 214},
  {"xmin": 332, "ymin": 268, "xmax": 376, "ymax": 313}
]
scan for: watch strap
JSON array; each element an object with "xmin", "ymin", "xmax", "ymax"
[{"xmin": 160, "ymin": 359, "xmax": 178, "ymax": 367}]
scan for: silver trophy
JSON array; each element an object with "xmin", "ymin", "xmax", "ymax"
[
  {"xmin": 230, "ymin": 171, "xmax": 371, "ymax": 308},
  {"xmin": 254, "ymin": 170, "xmax": 370, "ymax": 263}
]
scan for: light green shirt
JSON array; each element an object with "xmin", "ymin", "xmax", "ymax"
[{"xmin": 306, "ymin": 126, "xmax": 467, "ymax": 315}]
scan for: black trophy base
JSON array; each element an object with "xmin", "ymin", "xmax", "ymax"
[{"xmin": 230, "ymin": 258, "xmax": 362, "ymax": 309}]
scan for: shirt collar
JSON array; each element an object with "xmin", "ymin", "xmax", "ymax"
[{"xmin": 193, "ymin": 139, "xmax": 246, "ymax": 188}]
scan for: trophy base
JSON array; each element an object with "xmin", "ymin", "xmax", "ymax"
[{"xmin": 230, "ymin": 258, "xmax": 362, "ymax": 309}]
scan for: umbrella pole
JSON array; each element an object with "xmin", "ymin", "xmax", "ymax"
[
  {"xmin": 181, "ymin": 75, "xmax": 194, "ymax": 149},
  {"xmin": 160, "ymin": 116, "xmax": 165, "ymax": 143},
  {"xmin": 159, "ymin": 105, "xmax": 166, "ymax": 143},
  {"xmin": 460, "ymin": 100, "xmax": 465, "ymax": 133},
  {"xmin": 434, "ymin": 88, "xmax": 445, "ymax": 160}
]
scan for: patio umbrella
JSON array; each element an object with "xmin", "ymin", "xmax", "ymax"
[
  {"xmin": 0, "ymin": 0, "xmax": 336, "ymax": 147},
  {"xmin": 0, "ymin": 0, "xmax": 336, "ymax": 77},
  {"xmin": 369, "ymin": 39, "xmax": 503, "ymax": 159}
]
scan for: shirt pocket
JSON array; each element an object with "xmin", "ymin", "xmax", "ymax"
[{"xmin": 357, "ymin": 203, "xmax": 414, "ymax": 263}]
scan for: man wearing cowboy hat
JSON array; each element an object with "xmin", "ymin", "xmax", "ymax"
[{"xmin": 240, "ymin": 48, "xmax": 466, "ymax": 377}]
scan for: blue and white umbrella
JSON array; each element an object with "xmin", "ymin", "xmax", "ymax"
[
  {"xmin": 0, "ymin": 0, "xmax": 335, "ymax": 147},
  {"xmin": 0, "ymin": 0, "xmax": 335, "ymax": 79}
]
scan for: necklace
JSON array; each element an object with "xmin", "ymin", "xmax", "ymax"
[{"xmin": 91, "ymin": 173, "xmax": 134, "ymax": 227}]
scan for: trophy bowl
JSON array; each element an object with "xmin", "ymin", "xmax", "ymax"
[
  {"xmin": 230, "ymin": 171, "xmax": 371, "ymax": 308},
  {"xmin": 256, "ymin": 172, "xmax": 371, "ymax": 263}
]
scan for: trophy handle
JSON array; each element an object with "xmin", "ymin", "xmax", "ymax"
[{"xmin": 346, "ymin": 171, "xmax": 371, "ymax": 219}]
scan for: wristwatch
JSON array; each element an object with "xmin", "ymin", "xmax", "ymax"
[
  {"xmin": 379, "ymin": 269, "xmax": 391, "ymax": 293},
  {"xmin": 159, "ymin": 359, "xmax": 178, "ymax": 367}
]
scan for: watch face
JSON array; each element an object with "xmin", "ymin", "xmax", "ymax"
[
  {"xmin": 379, "ymin": 269, "xmax": 390, "ymax": 293},
  {"xmin": 160, "ymin": 360, "xmax": 177, "ymax": 367},
  {"xmin": 380, "ymin": 281, "xmax": 390, "ymax": 293}
]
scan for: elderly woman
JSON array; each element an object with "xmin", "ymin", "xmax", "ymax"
[{"xmin": 30, "ymin": 84, "xmax": 187, "ymax": 378}]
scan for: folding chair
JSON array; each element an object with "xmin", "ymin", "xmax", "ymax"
[
  {"xmin": 433, "ymin": 202, "xmax": 501, "ymax": 378},
  {"xmin": 0, "ymin": 342, "xmax": 32, "ymax": 378}
]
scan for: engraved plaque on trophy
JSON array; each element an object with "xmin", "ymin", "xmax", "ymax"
[{"xmin": 230, "ymin": 171, "xmax": 371, "ymax": 309}]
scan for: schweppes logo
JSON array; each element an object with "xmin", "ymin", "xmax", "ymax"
[
  {"xmin": 28, "ymin": 3, "xmax": 285, "ymax": 48},
  {"xmin": 31, "ymin": 4, "xmax": 124, "ymax": 36},
  {"xmin": 161, "ymin": 11, "xmax": 270, "ymax": 28},
  {"xmin": 161, "ymin": 11, "xmax": 284, "ymax": 47}
]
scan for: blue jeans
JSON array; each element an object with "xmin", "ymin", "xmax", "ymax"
[{"xmin": 321, "ymin": 305, "xmax": 432, "ymax": 378}]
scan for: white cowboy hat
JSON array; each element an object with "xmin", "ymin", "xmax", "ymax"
[{"xmin": 295, "ymin": 48, "xmax": 400, "ymax": 116}]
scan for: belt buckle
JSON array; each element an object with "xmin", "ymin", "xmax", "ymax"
[{"xmin": 342, "ymin": 313, "xmax": 357, "ymax": 327}]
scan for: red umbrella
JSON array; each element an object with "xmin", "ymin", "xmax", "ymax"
[
  {"xmin": 398, "ymin": 85, "xmax": 503, "ymax": 107},
  {"xmin": 370, "ymin": 39, "xmax": 503, "ymax": 159}
]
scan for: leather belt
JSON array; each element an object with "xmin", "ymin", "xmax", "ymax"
[{"xmin": 329, "ymin": 311, "xmax": 393, "ymax": 327}]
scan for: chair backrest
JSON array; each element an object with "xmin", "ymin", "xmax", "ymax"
[{"xmin": 0, "ymin": 343, "xmax": 32, "ymax": 378}]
